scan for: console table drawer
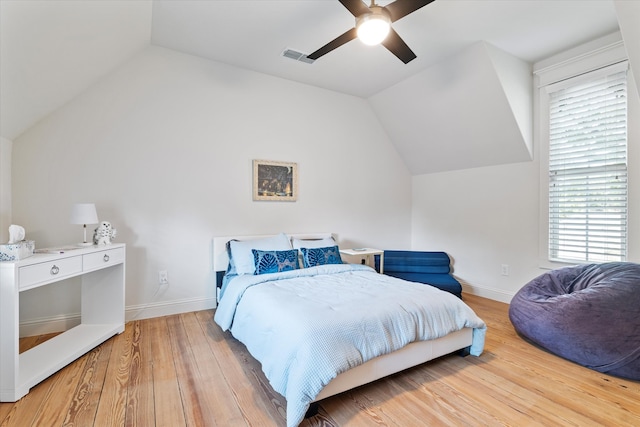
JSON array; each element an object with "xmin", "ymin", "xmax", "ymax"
[
  {"xmin": 83, "ymin": 247, "xmax": 125, "ymax": 271},
  {"xmin": 19, "ymin": 256, "xmax": 83, "ymax": 290}
]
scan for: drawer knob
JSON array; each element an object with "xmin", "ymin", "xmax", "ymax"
[
  {"xmin": 103, "ymin": 254, "xmax": 110, "ymax": 262},
  {"xmin": 50, "ymin": 265, "xmax": 60, "ymax": 275}
]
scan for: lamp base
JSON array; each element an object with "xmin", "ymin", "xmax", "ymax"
[{"xmin": 76, "ymin": 242, "xmax": 94, "ymax": 247}]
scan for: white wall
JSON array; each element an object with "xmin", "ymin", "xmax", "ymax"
[
  {"xmin": 12, "ymin": 46, "xmax": 412, "ymax": 328},
  {"xmin": 0, "ymin": 137, "xmax": 12, "ymax": 243},
  {"xmin": 614, "ymin": 0, "xmax": 640, "ymax": 99},
  {"xmin": 411, "ymin": 161, "xmax": 540, "ymax": 302},
  {"xmin": 411, "ymin": 59, "xmax": 640, "ymax": 303}
]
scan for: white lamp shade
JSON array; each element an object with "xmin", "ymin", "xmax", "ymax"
[{"xmin": 70, "ymin": 203, "xmax": 98, "ymax": 225}]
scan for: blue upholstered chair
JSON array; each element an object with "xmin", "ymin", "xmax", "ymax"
[{"xmin": 379, "ymin": 250, "xmax": 463, "ymax": 298}]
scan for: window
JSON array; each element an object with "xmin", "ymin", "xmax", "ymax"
[{"xmin": 546, "ymin": 65, "xmax": 628, "ymax": 263}]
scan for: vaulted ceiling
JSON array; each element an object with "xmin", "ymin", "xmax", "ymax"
[
  {"xmin": 150, "ymin": 0, "xmax": 620, "ymax": 98},
  {"xmin": 2, "ymin": 1, "xmax": 636, "ymax": 174}
]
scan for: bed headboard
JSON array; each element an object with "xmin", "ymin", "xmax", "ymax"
[{"xmin": 212, "ymin": 232, "xmax": 337, "ymax": 273}]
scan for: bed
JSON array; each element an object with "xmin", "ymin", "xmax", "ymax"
[{"xmin": 212, "ymin": 233, "xmax": 486, "ymax": 427}]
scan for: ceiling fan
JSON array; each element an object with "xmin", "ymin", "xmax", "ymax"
[{"xmin": 307, "ymin": 0, "xmax": 435, "ymax": 64}]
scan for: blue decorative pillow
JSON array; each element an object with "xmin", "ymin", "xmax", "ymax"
[
  {"xmin": 301, "ymin": 245, "xmax": 343, "ymax": 268},
  {"xmin": 252, "ymin": 249, "xmax": 299, "ymax": 275}
]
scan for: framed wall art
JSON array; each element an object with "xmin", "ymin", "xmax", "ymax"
[{"xmin": 253, "ymin": 159, "xmax": 298, "ymax": 201}]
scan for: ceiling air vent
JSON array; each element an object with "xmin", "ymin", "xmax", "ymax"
[{"xmin": 282, "ymin": 49, "xmax": 315, "ymax": 64}]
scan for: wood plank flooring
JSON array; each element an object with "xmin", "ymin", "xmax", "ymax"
[{"xmin": 2, "ymin": 293, "xmax": 639, "ymax": 426}]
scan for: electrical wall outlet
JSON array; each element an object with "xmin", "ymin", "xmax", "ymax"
[
  {"xmin": 501, "ymin": 264, "xmax": 509, "ymax": 276},
  {"xmin": 159, "ymin": 270, "xmax": 169, "ymax": 285}
]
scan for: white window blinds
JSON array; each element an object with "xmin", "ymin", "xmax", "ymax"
[{"xmin": 548, "ymin": 66, "xmax": 628, "ymax": 263}]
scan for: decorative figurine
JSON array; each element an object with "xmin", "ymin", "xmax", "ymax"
[{"xmin": 93, "ymin": 221, "xmax": 117, "ymax": 245}]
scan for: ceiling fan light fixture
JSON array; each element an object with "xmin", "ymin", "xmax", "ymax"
[{"xmin": 356, "ymin": 7, "xmax": 391, "ymax": 46}]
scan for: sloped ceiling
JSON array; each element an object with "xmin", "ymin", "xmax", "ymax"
[
  {"xmin": 2, "ymin": 0, "xmax": 636, "ymax": 176},
  {"xmin": 0, "ymin": 1, "xmax": 152, "ymax": 141},
  {"xmin": 369, "ymin": 42, "xmax": 532, "ymax": 174},
  {"xmin": 149, "ymin": 0, "xmax": 620, "ymax": 99}
]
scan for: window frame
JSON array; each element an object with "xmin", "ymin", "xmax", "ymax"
[
  {"xmin": 535, "ymin": 35, "xmax": 628, "ymax": 269},
  {"xmin": 546, "ymin": 64, "xmax": 628, "ymax": 263}
]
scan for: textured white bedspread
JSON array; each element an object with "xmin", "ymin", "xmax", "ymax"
[{"xmin": 214, "ymin": 263, "xmax": 486, "ymax": 427}]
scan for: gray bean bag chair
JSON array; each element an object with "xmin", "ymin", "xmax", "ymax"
[{"xmin": 509, "ymin": 262, "xmax": 640, "ymax": 380}]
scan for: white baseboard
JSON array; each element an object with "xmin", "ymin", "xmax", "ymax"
[
  {"xmin": 125, "ymin": 296, "xmax": 216, "ymax": 321},
  {"xmin": 19, "ymin": 313, "xmax": 82, "ymax": 338},
  {"xmin": 461, "ymin": 282, "xmax": 514, "ymax": 304},
  {"xmin": 19, "ymin": 297, "xmax": 217, "ymax": 338}
]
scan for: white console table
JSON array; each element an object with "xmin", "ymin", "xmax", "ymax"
[{"xmin": 0, "ymin": 244, "xmax": 125, "ymax": 402}]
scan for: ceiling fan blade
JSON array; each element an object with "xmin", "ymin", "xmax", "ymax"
[
  {"xmin": 384, "ymin": 0, "xmax": 435, "ymax": 22},
  {"xmin": 381, "ymin": 28, "xmax": 417, "ymax": 64},
  {"xmin": 307, "ymin": 27, "xmax": 358, "ymax": 60},
  {"xmin": 339, "ymin": 0, "xmax": 371, "ymax": 17}
]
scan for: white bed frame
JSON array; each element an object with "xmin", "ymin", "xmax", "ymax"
[{"xmin": 212, "ymin": 233, "xmax": 473, "ymax": 403}]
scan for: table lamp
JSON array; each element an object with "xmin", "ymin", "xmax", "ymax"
[{"xmin": 70, "ymin": 203, "xmax": 98, "ymax": 246}]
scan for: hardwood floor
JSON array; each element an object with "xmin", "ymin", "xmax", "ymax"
[{"xmin": 2, "ymin": 293, "xmax": 639, "ymax": 426}]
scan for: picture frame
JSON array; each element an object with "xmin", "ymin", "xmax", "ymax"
[{"xmin": 253, "ymin": 159, "xmax": 298, "ymax": 202}]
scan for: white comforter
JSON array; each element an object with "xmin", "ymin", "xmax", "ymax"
[{"xmin": 214, "ymin": 263, "xmax": 486, "ymax": 427}]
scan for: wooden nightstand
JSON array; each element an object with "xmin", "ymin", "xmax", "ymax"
[{"xmin": 340, "ymin": 248, "xmax": 384, "ymax": 273}]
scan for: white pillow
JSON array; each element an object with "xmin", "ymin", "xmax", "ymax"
[
  {"xmin": 292, "ymin": 236, "xmax": 336, "ymax": 249},
  {"xmin": 229, "ymin": 233, "xmax": 292, "ymax": 275}
]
